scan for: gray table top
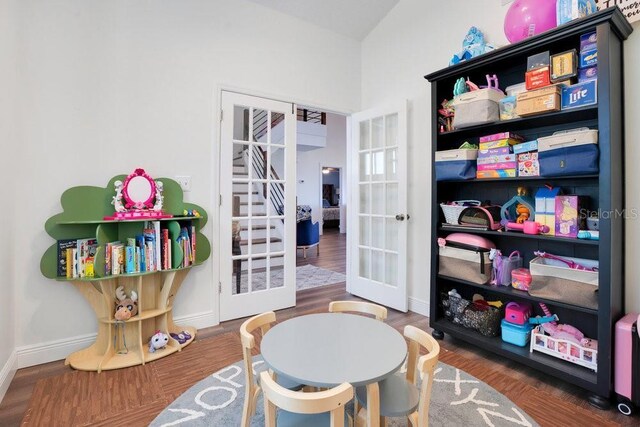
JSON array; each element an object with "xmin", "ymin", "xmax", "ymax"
[{"xmin": 261, "ymin": 313, "xmax": 407, "ymax": 388}]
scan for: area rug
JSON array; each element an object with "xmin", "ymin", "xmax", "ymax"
[
  {"xmin": 150, "ymin": 358, "xmax": 538, "ymax": 427},
  {"xmin": 232, "ymin": 265, "xmax": 346, "ymax": 294}
]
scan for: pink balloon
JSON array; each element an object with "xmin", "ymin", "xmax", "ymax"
[{"xmin": 504, "ymin": 0, "xmax": 557, "ymax": 43}]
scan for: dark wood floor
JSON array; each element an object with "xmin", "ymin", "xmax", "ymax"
[{"xmin": 1, "ymin": 229, "xmax": 637, "ymax": 426}]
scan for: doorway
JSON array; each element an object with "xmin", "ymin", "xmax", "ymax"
[{"xmin": 320, "ymin": 166, "xmax": 343, "ymax": 235}]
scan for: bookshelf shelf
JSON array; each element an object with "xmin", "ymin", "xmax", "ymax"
[{"xmin": 40, "ymin": 174, "xmax": 211, "ymax": 372}]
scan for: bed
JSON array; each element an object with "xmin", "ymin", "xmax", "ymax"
[{"xmin": 322, "ymin": 200, "xmax": 341, "ymax": 228}]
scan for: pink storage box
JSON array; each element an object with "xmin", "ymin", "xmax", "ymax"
[
  {"xmin": 511, "ymin": 268, "xmax": 532, "ymax": 291},
  {"xmin": 477, "ymin": 162, "xmax": 518, "ymax": 171},
  {"xmin": 504, "ymin": 301, "xmax": 532, "ymax": 325}
]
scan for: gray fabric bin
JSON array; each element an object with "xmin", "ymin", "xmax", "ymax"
[
  {"xmin": 528, "ymin": 256, "xmax": 599, "ymax": 309},
  {"xmin": 452, "ymin": 89, "xmax": 504, "ymax": 129},
  {"xmin": 438, "ymin": 245, "xmax": 492, "ymax": 284}
]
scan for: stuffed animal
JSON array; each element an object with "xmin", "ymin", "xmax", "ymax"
[
  {"xmin": 450, "ymin": 27, "xmax": 496, "ymax": 66},
  {"xmin": 114, "ymin": 286, "xmax": 138, "ymax": 321},
  {"xmin": 515, "ymin": 204, "xmax": 530, "ymax": 224},
  {"xmin": 149, "ymin": 330, "xmax": 169, "ymax": 353}
]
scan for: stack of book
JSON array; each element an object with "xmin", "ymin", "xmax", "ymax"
[
  {"xmin": 476, "ymin": 132, "xmax": 522, "ymax": 179},
  {"xmin": 57, "ymin": 238, "xmax": 98, "ymax": 278}
]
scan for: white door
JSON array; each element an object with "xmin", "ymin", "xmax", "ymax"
[
  {"xmin": 348, "ymin": 102, "xmax": 408, "ymax": 312},
  {"xmin": 219, "ymin": 91, "xmax": 296, "ymax": 321}
]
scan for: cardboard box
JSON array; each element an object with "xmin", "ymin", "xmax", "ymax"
[
  {"xmin": 476, "ymin": 169, "xmax": 517, "ymax": 179},
  {"xmin": 478, "ymin": 147, "xmax": 512, "ymax": 157},
  {"xmin": 562, "ymin": 80, "xmax": 597, "ymax": 110},
  {"xmin": 477, "ymin": 153, "xmax": 517, "ymax": 165},
  {"xmin": 517, "ymin": 152, "xmax": 539, "ymax": 177},
  {"xmin": 477, "ymin": 162, "xmax": 518, "ymax": 171},
  {"xmin": 513, "ymin": 140, "xmax": 538, "ymax": 155},
  {"xmin": 578, "ymin": 66, "xmax": 597, "ymax": 82},
  {"xmin": 479, "ymin": 132, "xmax": 523, "ymax": 143},
  {"xmin": 580, "ymin": 31, "xmax": 597, "ymax": 53},
  {"xmin": 580, "ymin": 48, "xmax": 597, "ymax": 68},
  {"xmin": 555, "ymin": 195, "xmax": 583, "ymax": 238},
  {"xmin": 526, "ymin": 67, "xmax": 551, "ymax": 90},
  {"xmin": 478, "ymin": 138, "xmax": 521, "ymax": 151},
  {"xmin": 516, "ymin": 85, "xmax": 561, "ymax": 116}
]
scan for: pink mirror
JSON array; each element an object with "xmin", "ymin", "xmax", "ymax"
[
  {"xmin": 123, "ymin": 169, "xmax": 156, "ymax": 209},
  {"xmin": 104, "ymin": 168, "xmax": 172, "ymax": 220}
]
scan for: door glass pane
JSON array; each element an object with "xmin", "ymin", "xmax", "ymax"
[
  {"xmin": 372, "ymin": 250, "xmax": 384, "ymax": 282},
  {"xmin": 359, "ymin": 184, "xmax": 370, "ymax": 214},
  {"xmin": 359, "ymin": 248, "xmax": 370, "ymax": 279},
  {"xmin": 371, "ymin": 183, "xmax": 384, "ymax": 215},
  {"xmin": 372, "ymin": 116, "xmax": 383, "ymax": 149},
  {"xmin": 252, "ymin": 108, "xmax": 268, "ymax": 143},
  {"xmin": 359, "ymin": 216, "xmax": 370, "ymax": 247},
  {"xmin": 232, "ymin": 257, "xmax": 248, "ymax": 295},
  {"xmin": 359, "ymin": 120, "xmax": 370, "ymax": 150},
  {"xmin": 386, "ymin": 148, "xmax": 397, "ymax": 180},
  {"xmin": 372, "ymin": 150, "xmax": 385, "ymax": 181},
  {"xmin": 385, "ymin": 113, "xmax": 398, "ymax": 147},
  {"xmin": 233, "ymin": 106, "xmax": 250, "ymax": 141},
  {"xmin": 250, "ymin": 256, "xmax": 267, "ymax": 291},
  {"xmin": 386, "ymin": 183, "xmax": 398, "ymax": 216},
  {"xmin": 371, "ymin": 217, "xmax": 384, "ymax": 250},
  {"xmin": 232, "ymin": 143, "xmax": 249, "ymax": 180},
  {"xmin": 271, "ymin": 112, "xmax": 285, "ymax": 145},
  {"xmin": 360, "ymin": 152, "xmax": 371, "ymax": 182},
  {"xmin": 270, "ymin": 256, "xmax": 285, "ymax": 288},
  {"xmin": 385, "ymin": 218, "xmax": 398, "ymax": 252},
  {"xmin": 385, "ymin": 253, "xmax": 398, "ymax": 287}
]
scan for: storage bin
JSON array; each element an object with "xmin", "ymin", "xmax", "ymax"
[
  {"xmin": 441, "ymin": 291, "xmax": 469, "ymax": 325},
  {"xmin": 511, "ymin": 268, "xmax": 532, "ymax": 291},
  {"xmin": 452, "ymin": 89, "xmax": 504, "ymax": 129},
  {"xmin": 438, "ymin": 244, "xmax": 492, "ymax": 284},
  {"xmin": 435, "ymin": 149, "xmax": 478, "ymax": 181},
  {"xmin": 538, "ymin": 128, "xmax": 599, "ymax": 176},
  {"xmin": 491, "ymin": 251, "xmax": 523, "ymax": 286},
  {"xmin": 463, "ymin": 304, "xmax": 503, "ymax": 337},
  {"xmin": 528, "ymin": 255, "xmax": 599, "ymax": 309},
  {"xmin": 501, "ymin": 319, "xmax": 533, "ymax": 347}
]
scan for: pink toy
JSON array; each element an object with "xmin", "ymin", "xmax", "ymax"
[
  {"xmin": 505, "ymin": 301, "xmax": 532, "ymax": 325},
  {"xmin": 533, "ymin": 251, "xmax": 598, "ymax": 271},
  {"xmin": 615, "ymin": 313, "xmax": 640, "ymax": 416},
  {"xmin": 511, "ymin": 268, "xmax": 532, "ymax": 291},
  {"xmin": 506, "ymin": 221, "xmax": 550, "ymax": 235},
  {"xmin": 504, "ymin": 0, "xmax": 557, "ymax": 44}
]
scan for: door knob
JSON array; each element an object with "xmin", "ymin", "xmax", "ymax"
[{"xmin": 395, "ymin": 214, "xmax": 405, "ymax": 221}]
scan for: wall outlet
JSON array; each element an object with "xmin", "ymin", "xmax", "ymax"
[{"xmin": 175, "ymin": 175, "xmax": 191, "ymax": 192}]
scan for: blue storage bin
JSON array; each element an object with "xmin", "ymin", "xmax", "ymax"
[
  {"xmin": 435, "ymin": 149, "xmax": 478, "ymax": 181},
  {"xmin": 501, "ymin": 319, "xmax": 533, "ymax": 347},
  {"xmin": 538, "ymin": 129, "xmax": 599, "ymax": 177}
]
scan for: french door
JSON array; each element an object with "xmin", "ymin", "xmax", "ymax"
[
  {"xmin": 219, "ymin": 91, "xmax": 296, "ymax": 321},
  {"xmin": 349, "ymin": 102, "xmax": 408, "ymax": 312}
]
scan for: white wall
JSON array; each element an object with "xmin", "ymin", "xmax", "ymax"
[
  {"xmin": 361, "ymin": 0, "xmax": 508, "ymax": 311},
  {"xmin": 296, "ymin": 113, "xmax": 347, "ymax": 230},
  {"xmin": 14, "ymin": 0, "xmax": 360, "ymax": 366},
  {"xmin": 0, "ymin": 0, "xmax": 18, "ymax": 400},
  {"xmin": 362, "ymin": 0, "xmax": 640, "ymax": 313}
]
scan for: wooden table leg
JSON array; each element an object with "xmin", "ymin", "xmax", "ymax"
[{"xmin": 366, "ymin": 382, "xmax": 380, "ymax": 427}]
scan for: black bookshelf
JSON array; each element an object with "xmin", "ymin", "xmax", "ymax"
[{"xmin": 425, "ymin": 7, "xmax": 632, "ymax": 408}]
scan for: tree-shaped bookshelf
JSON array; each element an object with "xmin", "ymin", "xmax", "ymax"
[{"xmin": 40, "ymin": 172, "xmax": 211, "ymax": 372}]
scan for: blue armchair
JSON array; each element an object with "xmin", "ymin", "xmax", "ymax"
[{"xmin": 297, "ymin": 206, "xmax": 320, "ymax": 258}]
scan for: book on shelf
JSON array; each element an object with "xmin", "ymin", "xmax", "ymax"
[
  {"xmin": 57, "ymin": 239, "xmax": 77, "ymax": 277},
  {"xmin": 161, "ymin": 228, "xmax": 170, "ymax": 270},
  {"xmin": 111, "ymin": 243, "xmax": 124, "ymax": 275},
  {"xmin": 76, "ymin": 238, "xmax": 97, "ymax": 278},
  {"xmin": 71, "ymin": 248, "xmax": 78, "ymax": 278},
  {"xmin": 125, "ymin": 245, "xmax": 136, "ymax": 274}
]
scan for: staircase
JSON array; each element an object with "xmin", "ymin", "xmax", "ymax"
[{"xmin": 232, "ymin": 153, "xmax": 284, "ymax": 271}]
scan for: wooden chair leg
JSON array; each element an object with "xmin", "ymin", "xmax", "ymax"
[
  {"xmin": 241, "ymin": 388, "xmax": 252, "ymax": 427},
  {"xmin": 317, "ymin": 244, "xmax": 320, "ymax": 255},
  {"xmin": 303, "ymin": 247, "xmax": 307, "ymax": 258}
]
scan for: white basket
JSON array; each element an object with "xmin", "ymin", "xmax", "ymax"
[
  {"xmin": 440, "ymin": 200, "xmax": 480, "ymax": 225},
  {"xmin": 529, "ymin": 326, "xmax": 597, "ymax": 372}
]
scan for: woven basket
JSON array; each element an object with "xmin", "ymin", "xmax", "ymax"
[{"xmin": 440, "ymin": 200, "xmax": 480, "ymax": 225}]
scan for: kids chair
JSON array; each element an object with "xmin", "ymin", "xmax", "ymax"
[
  {"xmin": 260, "ymin": 371, "xmax": 354, "ymax": 427},
  {"xmin": 297, "ymin": 217, "xmax": 320, "ymax": 258},
  {"xmin": 328, "ymin": 301, "xmax": 388, "ymax": 322},
  {"xmin": 240, "ymin": 311, "xmax": 304, "ymax": 427},
  {"xmin": 354, "ymin": 325, "xmax": 440, "ymax": 427}
]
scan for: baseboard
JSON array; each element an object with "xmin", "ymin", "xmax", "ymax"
[
  {"xmin": 408, "ymin": 297, "xmax": 429, "ymax": 316},
  {"xmin": 0, "ymin": 350, "xmax": 17, "ymax": 404},
  {"xmin": 15, "ymin": 310, "xmax": 219, "ymax": 369}
]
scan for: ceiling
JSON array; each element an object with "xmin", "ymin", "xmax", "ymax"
[{"xmin": 246, "ymin": 0, "xmax": 399, "ymax": 40}]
